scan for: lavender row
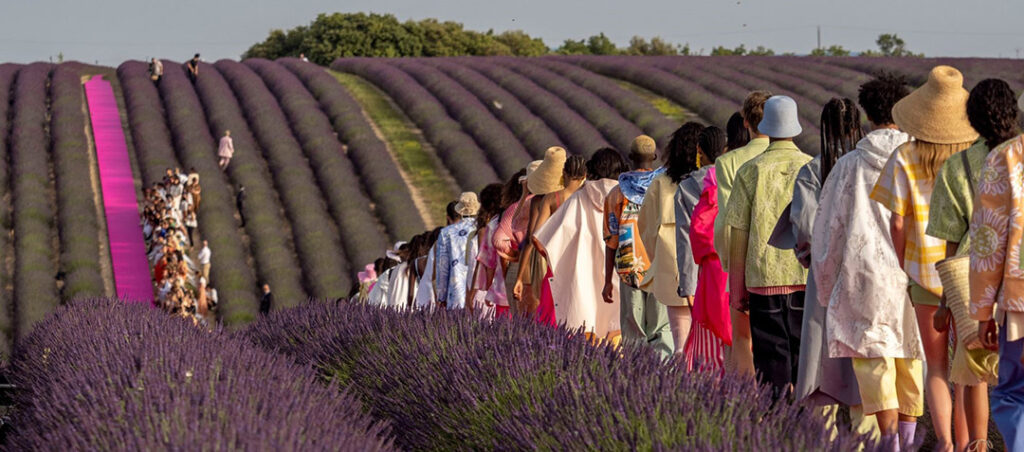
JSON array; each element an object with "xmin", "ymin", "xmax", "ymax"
[
  {"xmin": 427, "ymin": 59, "xmax": 561, "ymax": 159},
  {"xmin": 187, "ymin": 63, "xmax": 309, "ymax": 305},
  {"xmin": 117, "ymin": 61, "xmax": 259, "ymax": 323},
  {"xmin": 245, "ymin": 58, "xmax": 389, "ymax": 277},
  {"xmin": 333, "ymin": 58, "xmax": 498, "ymax": 191},
  {"xmin": 391, "ymin": 59, "xmax": 531, "ymax": 177},
  {"xmin": 0, "ymin": 64, "xmax": 19, "ymax": 354},
  {"xmin": 497, "ymin": 57, "xmax": 643, "ymax": 154},
  {"xmin": 456, "ymin": 58, "xmax": 611, "ymax": 155},
  {"xmin": 278, "ymin": 58, "xmax": 426, "ymax": 240},
  {"xmin": 48, "ymin": 64, "xmax": 107, "ymax": 300},
  {"xmin": 5, "ymin": 300, "xmax": 393, "ymax": 450},
  {"xmin": 216, "ymin": 60, "xmax": 351, "ymax": 296},
  {"xmin": 565, "ymin": 56, "xmax": 736, "ymax": 129},
  {"xmin": 533, "ymin": 58, "xmax": 679, "ymax": 147},
  {"xmin": 9, "ymin": 63, "xmax": 59, "ymax": 339},
  {"xmin": 245, "ymin": 302, "xmax": 878, "ymax": 451}
]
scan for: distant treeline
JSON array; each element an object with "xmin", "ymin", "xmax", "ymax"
[{"xmin": 243, "ymin": 13, "xmax": 921, "ymax": 64}]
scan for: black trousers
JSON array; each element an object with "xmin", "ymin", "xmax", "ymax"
[{"xmin": 749, "ymin": 291, "xmax": 804, "ymax": 401}]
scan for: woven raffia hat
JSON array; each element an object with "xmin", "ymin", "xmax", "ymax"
[
  {"xmin": 1019, "ymin": 91, "xmax": 1024, "ymax": 112},
  {"xmin": 454, "ymin": 192, "xmax": 480, "ymax": 216},
  {"xmin": 892, "ymin": 66, "xmax": 979, "ymax": 144},
  {"xmin": 528, "ymin": 146, "xmax": 567, "ymax": 195},
  {"xmin": 519, "ymin": 160, "xmax": 542, "ymax": 183},
  {"xmin": 936, "ymin": 256, "xmax": 977, "ymax": 346}
]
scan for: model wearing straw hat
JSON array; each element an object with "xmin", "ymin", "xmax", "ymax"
[
  {"xmin": 723, "ymin": 95, "xmax": 813, "ymax": 401},
  {"xmin": 434, "ymin": 192, "xmax": 480, "ymax": 311},
  {"xmin": 494, "ymin": 160, "xmax": 542, "ymax": 315},
  {"xmin": 870, "ymin": 65, "xmax": 979, "ymax": 452},
  {"xmin": 926, "ymin": 78, "xmax": 1018, "ymax": 451}
]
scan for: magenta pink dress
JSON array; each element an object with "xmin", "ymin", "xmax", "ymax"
[{"xmin": 683, "ymin": 168, "xmax": 729, "ymax": 371}]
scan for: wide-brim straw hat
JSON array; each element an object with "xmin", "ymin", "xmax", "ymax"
[
  {"xmin": 385, "ymin": 241, "xmax": 408, "ymax": 262},
  {"xmin": 758, "ymin": 95, "xmax": 802, "ymax": 138},
  {"xmin": 454, "ymin": 192, "xmax": 480, "ymax": 217},
  {"xmin": 519, "ymin": 160, "xmax": 542, "ymax": 183},
  {"xmin": 892, "ymin": 66, "xmax": 979, "ymax": 144},
  {"xmin": 1019, "ymin": 92, "xmax": 1024, "ymax": 112},
  {"xmin": 528, "ymin": 146, "xmax": 567, "ymax": 195}
]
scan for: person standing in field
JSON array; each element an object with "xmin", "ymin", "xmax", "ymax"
[
  {"xmin": 435, "ymin": 192, "xmax": 480, "ymax": 310},
  {"xmin": 514, "ymin": 147, "xmax": 569, "ymax": 316},
  {"xmin": 870, "ymin": 66, "xmax": 978, "ymax": 452},
  {"xmin": 771, "ymin": 97, "xmax": 877, "ymax": 437},
  {"xmin": 968, "ymin": 104, "xmax": 1024, "ymax": 452},
  {"xmin": 715, "ymin": 91, "xmax": 772, "ymax": 375},
  {"xmin": 639, "ymin": 122, "xmax": 705, "ymax": 354},
  {"xmin": 683, "ymin": 126, "xmax": 729, "ymax": 371},
  {"xmin": 493, "ymin": 163, "xmax": 538, "ymax": 315},
  {"xmin": 927, "ymin": 78, "xmax": 1018, "ymax": 451},
  {"xmin": 197, "ymin": 240, "xmax": 211, "ymax": 281},
  {"xmin": 724, "ymin": 95, "xmax": 812, "ymax": 401},
  {"xmin": 603, "ymin": 136, "xmax": 672, "ymax": 356},
  {"xmin": 535, "ymin": 148, "xmax": 625, "ymax": 341},
  {"xmin": 259, "ymin": 283, "xmax": 272, "ymax": 315},
  {"xmin": 813, "ymin": 72, "xmax": 916, "ymax": 450},
  {"xmin": 218, "ymin": 130, "xmax": 234, "ymax": 170},
  {"xmin": 149, "ymin": 58, "xmax": 163, "ymax": 83},
  {"xmin": 185, "ymin": 53, "xmax": 200, "ymax": 84}
]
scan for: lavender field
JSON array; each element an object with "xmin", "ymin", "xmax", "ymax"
[{"xmin": 0, "ymin": 55, "xmax": 1023, "ymax": 337}]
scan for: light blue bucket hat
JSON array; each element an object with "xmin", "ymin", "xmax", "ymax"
[{"xmin": 758, "ymin": 95, "xmax": 802, "ymax": 139}]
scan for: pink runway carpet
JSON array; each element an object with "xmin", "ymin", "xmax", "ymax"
[{"xmin": 84, "ymin": 76, "xmax": 153, "ymax": 304}]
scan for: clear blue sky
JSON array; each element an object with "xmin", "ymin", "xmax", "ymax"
[{"xmin": 2, "ymin": 0, "xmax": 1023, "ymax": 65}]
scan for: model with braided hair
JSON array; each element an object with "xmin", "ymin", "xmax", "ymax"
[{"xmin": 820, "ymin": 97, "xmax": 863, "ymax": 182}]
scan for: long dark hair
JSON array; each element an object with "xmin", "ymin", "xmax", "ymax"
[
  {"xmin": 819, "ymin": 98, "xmax": 862, "ymax": 183},
  {"xmin": 477, "ymin": 184, "xmax": 504, "ymax": 229},
  {"xmin": 502, "ymin": 169, "xmax": 526, "ymax": 209},
  {"xmin": 666, "ymin": 122, "xmax": 704, "ymax": 183},
  {"xmin": 698, "ymin": 126, "xmax": 727, "ymax": 164},
  {"xmin": 563, "ymin": 155, "xmax": 587, "ymax": 181},
  {"xmin": 726, "ymin": 112, "xmax": 750, "ymax": 151},
  {"xmin": 967, "ymin": 78, "xmax": 1020, "ymax": 149}
]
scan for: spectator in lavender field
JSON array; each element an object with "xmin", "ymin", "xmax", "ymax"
[
  {"xmin": 198, "ymin": 240, "xmax": 211, "ymax": 281},
  {"xmin": 236, "ymin": 185, "xmax": 246, "ymax": 227},
  {"xmin": 149, "ymin": 58, "xmax": 163, "ymax": 83},
  {"xmin": 185, "ymin": 53, "xmax": 200, "ymax": 83},
  {"xmin": 218, "ymin": 130, "xmax": 234, "ymax": 170},
  {"xmin": 299, "ymin": 53, "xmax": 309, "ymax": 62},
  {"xmin": 260, "ymin": 283, "xmax": 273, "ymax": 315}
]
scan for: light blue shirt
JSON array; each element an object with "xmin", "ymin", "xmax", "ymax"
[{"xmin": 435, "ymin": 217, "xmax": 477, "ymax": 309}]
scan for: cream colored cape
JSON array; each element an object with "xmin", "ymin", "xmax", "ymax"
[{"xmin": 535, "ymin": 179, "xmax": 621, "ymax": 336}]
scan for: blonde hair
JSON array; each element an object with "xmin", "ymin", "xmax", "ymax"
[{"xmin": 912, "ymin": 139, "xmax": 974, "ymax": 180}]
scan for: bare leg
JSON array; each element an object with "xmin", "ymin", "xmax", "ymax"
[
  {"xmin": 964, "ymin": 383, "xmax": 989, "ymax": 450},
  {"xmin": 916, "ymin": 305, "xmax": 954, "ymax": 451},
  {"xmin": 666, "ymin": 306, "xmax": 692, "ymax": 354},
  {"xmin": 729, "ymin": 308, "xmax": 755, "ymax": 376},
  {"xmin": 953, "ymin": 384, "xmax": 968, "ymax": 451}
]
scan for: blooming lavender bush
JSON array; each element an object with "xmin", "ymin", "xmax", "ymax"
[
  {"xmin": 245, "ymin": 58, "xmax": 389, "ymax": 272},
  {"xmin": 49, "ymin": 63, "xmax": 107, "ymax": 300},
  {"xmin": 278, "ymin": 58, "xmax": 426, "ymax": 241},
  {"xmin": 427, "ymin": 59, "xmax": 562, "ymax": 159},
  {"xmin": 187, "ymin": 62, "xmax": 309, "ymax": 305},
  {"xmin": 497, "ymin": 57, "xmax": 643, "ymax": 154},
  {"xmin": 118, "ymin": 61, "xmax": 260, "ymax": 323},
  {"xmin": 9, "ymin": 63, "xmax": 59, "ymax": 340},
  {"xmin": 246, "ymin": 302, "xmax": 879, "ymax": 451},
  {"xmin": 4, "ymin": 300, "xmax": 393, "ymax": 450},
  {"xmin": 459, "ymin": 58, "xmax": 611, "ymax": 155},
  {"xmin": 534, "ymin": 58, "xmax": 679, "ymax": 149},
  {"xmin": 333, "ymin": 57, "xmax": 499, "ymax": 191},
  {"xmin": 392, "ymin": 59, "xmax": 531, "ymax": 177}
]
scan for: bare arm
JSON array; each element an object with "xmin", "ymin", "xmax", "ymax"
[
  {"xmin": 889, "ymin": 213, "xmax": 906, "ymax": 269},
  {"xmin": 728, "ymin": 227, "xmax": 749, "ymax": 312}
]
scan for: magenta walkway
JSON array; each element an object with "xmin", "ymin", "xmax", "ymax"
[{"xmin": 84, "ymin": 76, "xmax": 153, "ymax": 304}]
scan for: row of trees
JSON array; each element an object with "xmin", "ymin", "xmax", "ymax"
[{"xmin": 243, "ymin": 13, "xmax": 923, "ymax": 62}]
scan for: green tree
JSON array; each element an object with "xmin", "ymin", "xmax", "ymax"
[
  {"xmin": 810, "ymin": 44, "xmax": 850, "ymax": 56},
  {"xmin": 747, "ymin": 45, "xmax": 775, "ymax": 56},
  {"xmin": 863, "ymin": 33, "xmax": 922, "ymax": 57},
  {"xmin": 495, "ymin": 30, "xmax": 549, "ymax": 56},
  {"xmin": 711, "ymin": 44, "xmax": 746, "ymax": 56},
  {"xmin": 555, "ymin": 39, "xmax": 590, "ymax": 55},
  {"xmin": 626, "ymin": 36, "xmax": 684, "ymax": 56},
  {"xmin": 586, "ymin": 33, "xmax": 620, "ymax": 55}
]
